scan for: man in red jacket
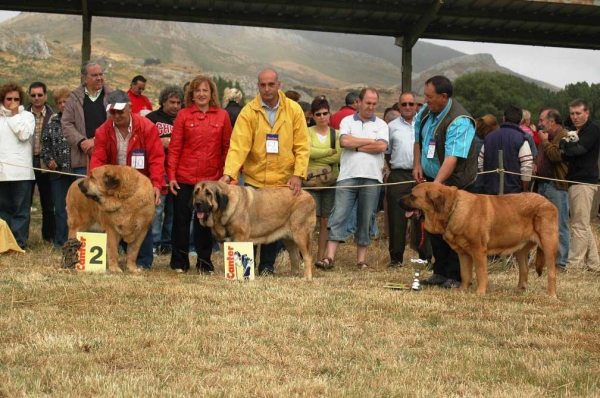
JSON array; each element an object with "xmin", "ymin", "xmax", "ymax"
[
  {"xmin": 90, "ymin": 89, "xmax": 165, "ymax": 268},
  {"xmin": 127, "ymin": 75, "xmax": 153, "ymax": 115},
  {"xmin": 329, "ymin": 91, "xmax": 359, "ymax": 130}
]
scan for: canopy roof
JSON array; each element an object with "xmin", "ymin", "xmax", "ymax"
[{"xmin": 4, "ymin": 0, "xmax": 600, "ymax": 50}]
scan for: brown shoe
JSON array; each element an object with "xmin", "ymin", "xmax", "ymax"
[{"xmin": 315, "ymin": 257, "xmax": 335, "ymax": 271}]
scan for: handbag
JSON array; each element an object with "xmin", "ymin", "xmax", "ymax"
[{"xmin": 303, "ymin": 128, "xmax": 336, "ymax": 188}]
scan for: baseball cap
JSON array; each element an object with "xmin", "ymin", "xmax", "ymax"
[{"xmin": 106, "ymin": 90, "xmax": 130, "ymax": 111}]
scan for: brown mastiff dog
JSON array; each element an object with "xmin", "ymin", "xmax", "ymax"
[
  {"xmin": 66, "ymin": 165, "xmax": 155, "ymax": 273},
  {"xmin": 400, "ymin": 182, "xmax": 558, "ymax": 297},
  {"xmin": 192, "ymin": 181, "xmax": 316, "ymax": 278}
]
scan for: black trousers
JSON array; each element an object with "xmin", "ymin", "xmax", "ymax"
[
  {"xmin": 31, "ymin": 157, "xmax": 55, "ymax": 241},
  {"xmin": 387, "ymin": 169, "xmax": 415, "ymax": 263},
  {"xmin": 424, "ymin": 175, "xmax": 475, "ymax": 282},
  {"xmin": 245, "ymin": 184, "xmax": 279, "ymax": 273},
  {"xmin": 430, "ymin": 233, "xmax": 461, "ymax": 281},
  {"xmin": 170, "ymin": 183, "xmax": 213, "ymax": 272}
]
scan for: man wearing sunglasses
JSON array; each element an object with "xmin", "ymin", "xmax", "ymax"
[
  {"xmin": 127, "ymin": 75, "xmax": 153, "ymax": 116},
  {"xmin": 62, "ymin": 61, "xmax": 114, "ymax": 176},
  {"xmin": 385, "ymin": 92, "xmax": 431, "ymax": 269},
  {"xmin": 89, "ymin": 90, "xmax": 165, "ymax": 269},
  {"xmin": 25, "ymin": 82, "xmax": 56, "ymax": 244}
]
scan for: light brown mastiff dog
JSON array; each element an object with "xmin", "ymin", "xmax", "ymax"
[
  {"xmin": 66, "ymin": 165, "xmax": 155, "ymax": 273},
  {"xmin": 192, "ymin": 181, "xmax": 316, "ymax": 278},
  {"xmin": 400, "ymin": 182, "xmax": 558, "ymax": 297}
]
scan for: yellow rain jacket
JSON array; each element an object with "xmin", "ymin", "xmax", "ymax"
[{"xmin": 223, "ymin": 91, "xmax": 309, "ymax": 187}]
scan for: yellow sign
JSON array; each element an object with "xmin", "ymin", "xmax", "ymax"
[
  {"xmin": 76, "ymin": 232, "xmax": 107, "ymax": 272},
  {"xmin": 223, "ymin": 242, "xmax": 254, "ymax": 281}
]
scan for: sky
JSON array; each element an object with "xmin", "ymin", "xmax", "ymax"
[{"xmin": 1, "ymin": 10, "xmax": 599, "ymax": 89}]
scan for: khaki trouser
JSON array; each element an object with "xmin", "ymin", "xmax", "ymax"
[{"xmin": 567, "ymin": 184, "xmax": 600, "ymax": 270}]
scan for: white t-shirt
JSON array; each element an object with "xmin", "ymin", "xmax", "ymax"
[{"xmin": 338, "ymin": 113, "xmax": 389, "ymax": 183}]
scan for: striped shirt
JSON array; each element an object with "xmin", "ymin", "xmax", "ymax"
[
  {"xmin": 115, "ymin": 119, "xmax": 132, "ymax": 166},
  {"xmin": 32, "ymin": 107, "xmax": 46, "ymax": 155}
]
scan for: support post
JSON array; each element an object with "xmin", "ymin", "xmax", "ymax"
[
  {"xmin": 82, "ymin": 0, "xmax": 92, "ymax": 64},
  {"xmin": 498, "ymin": 150, "xmax": 511, "ymax": 269},
  {"xmin": 401, "ymin": 36, "xmax": 413, "ymax": 92}
]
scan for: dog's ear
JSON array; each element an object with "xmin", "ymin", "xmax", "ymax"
[
  {"xmin": 426, "ymin": 190, "xmax": 446, "ymax": 213},
  {"xmin": 189, "ymin": 186, "xmax": 200, "ymax": 210},
  {"xmin": 103, "ymin": 171, "xmax": 120, "ymax": 190},
  {"xmin": 215, "ymin": 189, "xmax": 229, "ymax": 211}
]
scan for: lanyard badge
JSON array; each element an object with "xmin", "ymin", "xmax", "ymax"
[
  {"xmin": 131, "ymin": 149, "xmax": 145, "ymax": 169},
  {"xmin": 266, "ymin": 133, "xmax": 279, "ymax": 154},
  {"xmin": 426, "ymin": 139, "xmax": 436, "ymax": 159}
]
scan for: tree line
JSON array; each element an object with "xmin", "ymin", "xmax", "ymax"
[{"xmin": 454, "ymin": 72, "xmax": 600, "ymax": 127}]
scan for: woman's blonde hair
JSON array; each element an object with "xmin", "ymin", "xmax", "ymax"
[
  {"xmin": 185, "ymin": 75, "xmax": 220, "ymax": 108},
  {"xmin": 520, "ymin": 109, "xmax": 531, "ymax": 125},
  {"xmin": 222, "ymin": 87, "xmax": 243, "ymax": 107},
  {"xmin": 475, "ymin": 114, "xmax": 499, "ymax": 139},
  {"xmin": 53, "ymin": 87, "xmax": 72, "ymax": 102}
]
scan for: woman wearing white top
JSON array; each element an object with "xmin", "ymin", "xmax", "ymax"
[{"xmin": 0, "ymin": 83, "xmax": 36, "ymax": 249}]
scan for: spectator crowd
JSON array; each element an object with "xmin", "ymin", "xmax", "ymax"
[{"xmin": 1, "ymin": 62, "xmax": 599, "ymax": 281}]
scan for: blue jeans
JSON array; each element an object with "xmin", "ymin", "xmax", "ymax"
[
  {"xmin": 51, "ymin": 176, "xmax": 77, "ymax": 248},
  {"xmin": 328, "ymin": 178, "xmax": 381, "ymax": 246},
  {"xmin": 152, "ymin": 192, "xmax": 173, "ymax": 249},
  {"xmin": 345, "ymin": 197, "xmax": 379, "ymax": 238},
  {"xmin": 72, "ymin": 167, "xmax": 87, "ymax": 178},
  {"xmin": 538, "ymin": 181, "xmax": 570, "ymax": 267},
  {"xmin": 0, "ymin": 180, "xmax": 33, "ymax": 249},
  {"xmin": 120, "ymin": 228, "xmax": 154, "ymax": 268}
]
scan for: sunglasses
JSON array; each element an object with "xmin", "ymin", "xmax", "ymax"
[
  {"xmin": 30, "ymin": 93, "xmax": 44, "ymax": 98},
  {"xmin": 5, "ymin": 97, "xmax": 20, "ymax": 102},
  {"xmin": 400, "ymin": 102, "xmax": 415, "ymax": 107},
  {"xmin": 314, "ymin": 111, "xmax": 329, "ymax": 117},
  {"xmin": 109, "ymin": 109, "xmax": 125, "ymax": 115}
]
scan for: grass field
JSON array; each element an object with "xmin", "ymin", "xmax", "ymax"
[{"xmin": 1, "ymin": 210, "xmax": 599, "ymax": 397}]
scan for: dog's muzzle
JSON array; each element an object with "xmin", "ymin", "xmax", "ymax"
[
  {"xmin": 194, "ymin": 201, "xmax": 211, "ymax": 223},
  {"xmin": 397, "ymin": 194, "xmax": 421, "ymax": 219}
]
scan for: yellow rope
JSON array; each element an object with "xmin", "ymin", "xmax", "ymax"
[
  {"xmin": 0, "ymin": 160, "xmax": 85, "ymax": 178},
  {"xmin": 2, "ymin": 160, "xmax": 598, "ymax": 190}
]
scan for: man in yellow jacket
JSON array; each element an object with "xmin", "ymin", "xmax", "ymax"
[{"xmin": 220, "ymin": 68, "xmax": 310, "ymax": 276}]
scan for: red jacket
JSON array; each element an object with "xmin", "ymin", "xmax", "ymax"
[
  {"xmin": 90, "ymin": 114, "xmax": 166, "ymax": 189},
  {"xmin": 329, "ymin": 106, "xmax": 356, "ymax": 130},
  {"xmin": 167, "ymin": 105, "xmax": 232, "ymax": 185},
  {"xmin": 127, "ymin": 89, "xmax": 153, "ymax": 115}
]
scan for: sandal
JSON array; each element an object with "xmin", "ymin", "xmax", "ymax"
[
  {"xmin": 315, "ymin": 257, "xmax": 335, "ymax": 271},
  {"xmin": 357, "ymin": 261, "xmax": 370, "ymax": 270}
]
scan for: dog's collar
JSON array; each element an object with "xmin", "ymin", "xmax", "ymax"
[{"xmin": 443, "ymin": 200, "xmax": 459, "ymax": 233}]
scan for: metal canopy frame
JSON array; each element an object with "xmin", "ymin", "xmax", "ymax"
[{"xmin": 4, "ymin": 0, "xmax": 600, "ymax": 90}]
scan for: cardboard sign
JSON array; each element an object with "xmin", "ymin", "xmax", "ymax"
[
  {"xmin": 223, "ymin": 242, "xmax": 254, "ymax": 281},
  {"xmin": 76, "ymin": 232, "xmax": 107, "ymax": 272}
]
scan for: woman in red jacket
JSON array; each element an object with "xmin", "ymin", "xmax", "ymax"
[{"xmin": 168, "ymin": 76, "xmax": 232, "ymax": 273}]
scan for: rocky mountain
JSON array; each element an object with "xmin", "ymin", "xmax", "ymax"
[{"xmin": 0, "ymin": 12, "xmax": 559, "ymax": 108}]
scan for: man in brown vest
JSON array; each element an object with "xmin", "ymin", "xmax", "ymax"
[{"xmin": 413, "ymin": 75, "xmax": 477, "ymax": 289}]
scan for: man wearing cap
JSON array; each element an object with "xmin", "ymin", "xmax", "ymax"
[
  {"xmin": 90, "ymin": 90, "xmax": 165, "ymax": 269},
  {"xmin": 127, "ymin": 75, "xmax": 153, "ymax": 115},
  {"xmin": 62, "ymin": 61, "xmax": 113, "ymax": 176}
]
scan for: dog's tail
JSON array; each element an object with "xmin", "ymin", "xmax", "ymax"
[{"xmin": 535, "ymin": 247, "xmax": 545, "ymax": 277}]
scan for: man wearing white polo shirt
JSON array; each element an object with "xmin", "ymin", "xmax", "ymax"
[{"xmin": 315, "ymin": 87, "xmax": 389, "ymax": 271}]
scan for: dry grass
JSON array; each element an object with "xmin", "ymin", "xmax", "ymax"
[{"xmin": 1, "ymin": 211, "xmax": 599, "ymax": 397}]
